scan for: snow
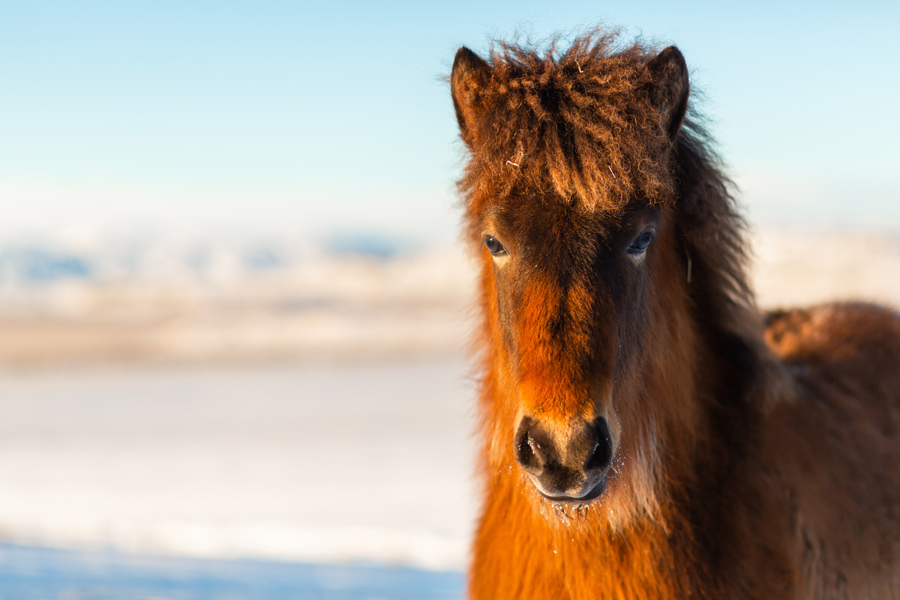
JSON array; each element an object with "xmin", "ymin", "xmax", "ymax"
[{"xmin": 0, "ymin": 360, "xmax": 478, "ymax": 572}]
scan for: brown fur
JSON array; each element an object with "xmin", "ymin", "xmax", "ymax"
[{"xmin": 451, "ymin": 29, "xmax": 900, "ymax": 599}]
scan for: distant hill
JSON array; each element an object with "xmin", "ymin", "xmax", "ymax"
[{"xmin": 0, "ymin": 228, "xmax": 898, "ymax": 365}]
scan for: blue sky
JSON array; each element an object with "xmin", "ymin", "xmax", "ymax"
[{"xmin": 1, "ymin": 1, "xmax": 898, "ymax": 243}]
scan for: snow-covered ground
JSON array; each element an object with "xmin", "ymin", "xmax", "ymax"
[
  {"xmin": 0, "ymin": 543, "xmax": 465, "ymax": 599},
  {"xmin": 0, "ymin": 359, "xmax": 478, "ymax": 572}
]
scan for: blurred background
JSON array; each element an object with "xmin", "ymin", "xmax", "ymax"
[{"xmin": 0, "ymin": 1, "xmax": 898, "ymax": 598}]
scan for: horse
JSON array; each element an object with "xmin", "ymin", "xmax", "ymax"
[{"xmin": 449, "ymin": 29, "xmax": 900, "ymax": 599}]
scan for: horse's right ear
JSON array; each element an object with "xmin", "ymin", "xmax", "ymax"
[
  {"xmin": 451, "ymin": 47, "xmax": 492, "ymax": 148},
  {"xmin": 644, "ymin": 46, "xmax": 690, "ymax": 141}
]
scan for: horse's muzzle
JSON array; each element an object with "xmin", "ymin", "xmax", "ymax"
[{"xmin": 514, "ymin": 415, "xmax": 613, "ymax": 502}]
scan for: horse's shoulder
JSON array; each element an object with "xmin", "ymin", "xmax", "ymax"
[{"xmin": 763, "ymin": 302, "xmax": 900, "ymax": 368}]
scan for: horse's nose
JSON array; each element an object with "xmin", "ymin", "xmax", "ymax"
[{"xmin": 514, "ymin": 416, "xmax": 613, "ymax": 501}]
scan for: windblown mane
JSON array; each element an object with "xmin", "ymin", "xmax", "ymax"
[{"xmin": 458, "ymin": 29, "xmax": 678, "ymax": 213}]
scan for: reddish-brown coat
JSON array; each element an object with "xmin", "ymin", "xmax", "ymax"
[{"xmin": 452, "ymin": 30, "xmax": 900, "ymax": 599}]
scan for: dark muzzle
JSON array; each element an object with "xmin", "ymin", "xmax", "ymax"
[{"xmin": 514, "ymin": 415, "xmax": 613, "ymax": 502}]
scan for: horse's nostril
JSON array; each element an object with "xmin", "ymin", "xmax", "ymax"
[
  {"xmin": 584, "ymin": 418, "xmax": 613, "ymax": 472},
  {"xmin": 515, "ymin": 423, "xmax": 541, "ymax": 471}
]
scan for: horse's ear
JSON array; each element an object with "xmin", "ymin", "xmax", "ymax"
[
  {"xmin": 451, "ymin": 47, "xmax": 492, "ymax": 148},
  {"xmin": 645, "ymin": 46, "xmax": 689, "ymax": 141}
]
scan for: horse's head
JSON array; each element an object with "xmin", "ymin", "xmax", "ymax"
[{"xmin": 452, "ymin": 36, "xmax": 702, "ymax": 519}]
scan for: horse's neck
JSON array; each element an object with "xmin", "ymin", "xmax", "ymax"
[{"xmin": 471, "ymin": 468, "xmax": 705, "ymax": 600}]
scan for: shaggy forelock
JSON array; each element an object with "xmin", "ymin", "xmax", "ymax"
[{"xmin": 461, "ymin": 29, "xmax": 677, "ymax": 212}]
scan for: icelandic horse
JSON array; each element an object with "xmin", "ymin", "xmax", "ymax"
[{"xmin": 450, "ymin": 30, "xmax": 900, "ymax": 599}]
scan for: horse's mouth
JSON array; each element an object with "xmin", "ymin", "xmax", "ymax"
[{"xmin": 536, "ymin": 472, "xmax": 608, "ymax": 505}]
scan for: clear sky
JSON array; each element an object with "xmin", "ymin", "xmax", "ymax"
[{"xmin": 1, "ymin": 1, "xmax": 898, "ymax": 244}]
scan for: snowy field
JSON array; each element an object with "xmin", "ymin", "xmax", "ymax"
[
  {"xmin": 0, "ymin": 227, "xmax": 898, "ymax": 596},
  {"xmin": 0, "ymin": 544, "xmax": 465, "ymax": 599},
  {"xmin": 0, "ymin": 359, "xmax": 477, "ymax": 596}
]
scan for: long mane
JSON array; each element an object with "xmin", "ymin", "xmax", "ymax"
[{"xmin": 672, "ymin": 121, "xmax": 768, "ymax": 394}]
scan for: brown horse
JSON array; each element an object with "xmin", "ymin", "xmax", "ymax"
[{"xmin": 450, "ymin": 30, "xmax": 900, "ymax": 599}]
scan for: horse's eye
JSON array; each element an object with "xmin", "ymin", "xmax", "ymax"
[
  {"xmin": 627, "ymin": 230, "xmax": 655, "ymax": 256},
  {"xmin": 483, "ymin": 235, "xmax": 507, "ymax": 257}
]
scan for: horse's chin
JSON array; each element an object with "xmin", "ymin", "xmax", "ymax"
[{"xmin": 536, "ymin": 472, "xmax": 609, "ymax": 505}]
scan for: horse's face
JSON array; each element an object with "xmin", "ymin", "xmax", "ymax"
[
  {"xmin": 480, "ymin": 198, "xmax": 671, "ymax": 503},
  {"xmin": 452, "ymin": 44, "xmax": 692, "ymax": 510}
]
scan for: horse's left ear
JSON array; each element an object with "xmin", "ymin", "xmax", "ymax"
[
  {"xmin": 645, "ymin": 46, "xmax": 690, "ymax": 141},
  {"xmin": 451, "ymin": 47, "xmax": 492, "ymax": 148}
]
